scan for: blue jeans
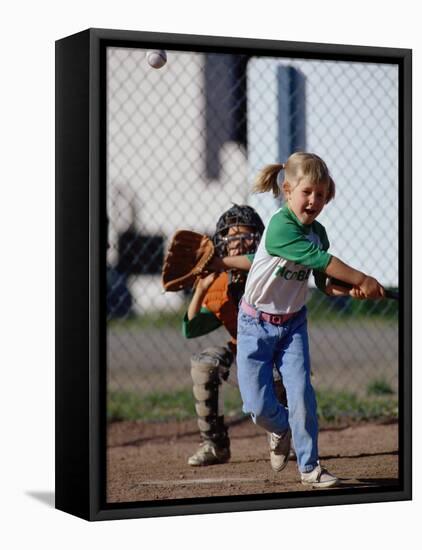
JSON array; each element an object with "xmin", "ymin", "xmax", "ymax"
[{"xmin": 237, "ymin": 306, "xmax": 318, "ymax": 473}]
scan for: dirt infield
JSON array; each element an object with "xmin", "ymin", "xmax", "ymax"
[{"xmin": 107, "ymin": 419, "xmax": 399, "ymax": 503}]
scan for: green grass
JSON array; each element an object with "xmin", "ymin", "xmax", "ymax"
[
  {"xmin": 108, "ymin": 386, "xmax": 397, "ymax": 424},
  {"xmin": 108, "ymin": 385, "xmax": 244, "ymax": 422},
  {"xmin": 107, "ymin": 388, "xmax": 195, "ymax": 422},
  {"xmin": 108, "ymin": 308, "xmax": 187, "ymax": 331},
  {"xmin": 366, "ymin": 378, "xmax": 395, "ymax": 397},
  {"xmin": 316, "ymin": 389, "xmax": 398, "ymax": 423}
]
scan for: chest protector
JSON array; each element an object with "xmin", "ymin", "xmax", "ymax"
[{"xmin": 202, "ymin": 272, "xmax": 239, "ymax": 349}]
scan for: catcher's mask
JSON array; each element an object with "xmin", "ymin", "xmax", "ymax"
[{"xmin": 213, "ymin": 204, "xmax": 265, "ymax": 257}]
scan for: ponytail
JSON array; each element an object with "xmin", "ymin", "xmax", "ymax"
[{"xmin": 252, "ymin": 163, "xmax": 285, "ymax": 198}]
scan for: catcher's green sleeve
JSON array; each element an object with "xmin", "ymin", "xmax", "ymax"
[{"xmin": 182, "ymin": 307, "xmax": 222, "ymax": 338}]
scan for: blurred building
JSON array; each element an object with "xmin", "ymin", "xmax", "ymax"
[{"xmin": 107, "ymin": 48, "xmax": 398, "ymax": 313}]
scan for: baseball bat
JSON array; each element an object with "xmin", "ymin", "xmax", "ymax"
[{"xmin": 329, "ymin": 278, "xmax": 399, "ymax": 301}]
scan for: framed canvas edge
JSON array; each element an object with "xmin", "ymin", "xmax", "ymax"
[
  {"xmin": 56, "ymin": 28, "xmax": 412, "ymax": 522},
  {"xmin": 89, "ymin": 27, "xmax": 411, "ymax": 61},
  {"xmin": 56, "ymin": 29, "xmax": 92, "ymax": 521},
  {"xmin": 399, "ymin": 45, "xmax": 412, "ymax": 502}
]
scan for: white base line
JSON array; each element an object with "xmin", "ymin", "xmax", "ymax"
[{"xmin": 136, "ymin": 477, "xmax": 264, "ymax": 486}]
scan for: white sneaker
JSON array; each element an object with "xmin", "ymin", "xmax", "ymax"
[
  {"xmin": 301, "ymin": 464, "xmax": 339, "ymax": 488},
  {"xmin": 268, "ymin": 429, "xmax": 291, "ymax": 472},
  {"xmin": 187, "ymin": 442, "xmax": 231, "ymax": 467}
]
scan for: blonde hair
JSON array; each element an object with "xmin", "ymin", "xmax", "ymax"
[{"xmin": 252, "ymin": 152, "xmax": 336, "ymax": 203}]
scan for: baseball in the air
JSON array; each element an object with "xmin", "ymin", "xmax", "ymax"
[{"xmin": 146, "ymin": 50, "xmax": 167, "ymax": 69}]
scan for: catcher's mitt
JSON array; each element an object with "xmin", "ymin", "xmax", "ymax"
[{"xmin": 162, "ymin": 230, "xmax": 215, "ymax": 291}]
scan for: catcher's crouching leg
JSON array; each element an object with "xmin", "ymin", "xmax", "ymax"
[{"xmin": 188, "ymin": 347, "xmax": 233, "ymax": 466}]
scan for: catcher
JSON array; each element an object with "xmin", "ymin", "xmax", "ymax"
[{"xmin": 178, "ymin": 205, "xmax": 287, "ymax": 467}]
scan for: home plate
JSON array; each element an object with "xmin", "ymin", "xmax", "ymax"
[{"xmin": 136, "ymin": 477, "xmax": 263, "ymax": 486}]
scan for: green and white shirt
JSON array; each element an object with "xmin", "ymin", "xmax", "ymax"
[{"xmin": 244, "ymin": 206, "xmax": 331, "ymax": 314}]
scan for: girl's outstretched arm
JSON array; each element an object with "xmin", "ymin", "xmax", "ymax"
[
  {"xmin": 325, "ymin": 257, "xmax": 385, "ymax": 299},
  {"xmin": 325, "ymin": 280, "xmax": 365, "ymax": 299}
]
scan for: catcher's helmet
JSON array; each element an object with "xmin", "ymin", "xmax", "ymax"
[{"xmin": 213, "ymin": 204, "xmax": 265, "ymax": 257}]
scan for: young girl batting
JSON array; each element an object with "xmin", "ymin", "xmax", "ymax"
[{"xmin": 232, "ymin": 152, "xmax": 384, "ymax": 488}]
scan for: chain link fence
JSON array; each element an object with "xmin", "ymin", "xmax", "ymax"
[{"xmin": 106, "ymin": 47, "xmax": 399, "ymax": 417}]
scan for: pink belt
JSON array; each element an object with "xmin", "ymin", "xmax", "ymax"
[{"xmin": 241, "ymin": 300, "xmax": 297, "ymax": 326}]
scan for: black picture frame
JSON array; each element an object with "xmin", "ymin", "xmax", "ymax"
[{"xmin": 55, "ymin": 28, "xmax": 412, "ymax": 521}]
